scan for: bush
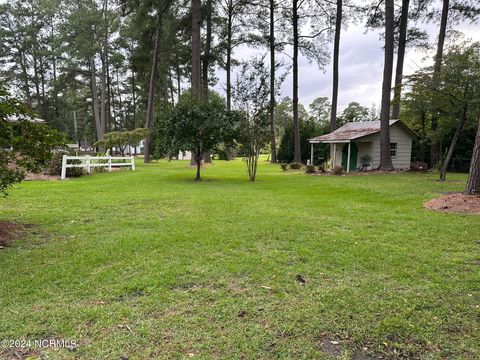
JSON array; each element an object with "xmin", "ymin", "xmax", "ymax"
[
  {"xmin": 289, "ymin": 162, "xmax": 302, "ymax": 170},
  {"xmin": 305, "ymin": 164, "xmax": 316, "ymax": 173},
  {"xmin": 280, "ymin": 163, "xmax": 288, "ymax": 171},
  {"xmin": 333, "ymin": 165, "xmax": 344, "ymax": 175},
  {"xmin": 45, "ymin": 151, "xmax": 84, "ymax": 177},
  {"xmin": 360, "ymin": 154, "xmax": 372, "ymax": 167}
]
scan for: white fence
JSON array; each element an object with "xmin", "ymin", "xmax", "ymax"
[{"xmin": 61, "ymin": 155, "xmax": 135, "ymax": 179}]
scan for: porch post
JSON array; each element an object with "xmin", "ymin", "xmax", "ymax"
[
  {"xmin": 333, "ymin": 144, "xmax": 336, "ymax": 168},
  {"xmin": 310, "ymin": 143, "xmax": 314, "ymax": 165},
  {"xmin": 347, "ymin": 141, "xmax": 351, "ymax": 173}
]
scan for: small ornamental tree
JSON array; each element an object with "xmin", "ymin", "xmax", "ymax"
[
  {"xmin": 233, "ymin": 58, "xmax": 272, "ymax": 181},
  {"xmin": 165, "ymin": 90, "xmax": 234, "ymax": 181},
  {"xmin": 95, "ymin": 128, "xmax": 149, "ymax": 156},
  {"xmin": 0, "ymin": 86, "xmax": 65, "ymax": 196}
]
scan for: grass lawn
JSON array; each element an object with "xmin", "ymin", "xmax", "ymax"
[{"xmin": 0, "ymin": 159, "xmax": 479, "ymax": 359}]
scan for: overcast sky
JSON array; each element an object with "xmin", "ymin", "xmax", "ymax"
[{"xmin": 214, "ymin": 21, "xmax": 480, "ymax": 112}]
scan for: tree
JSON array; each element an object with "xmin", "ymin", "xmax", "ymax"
[
  {"xmin": 309, "ymin": 96, "xmax": 330, "ymax": 124},
  {"xmin": 144, "ymin": 1, "xmax": 173, "ymax": 163},
  {"xmin": 285, "ymin": 0, "xmax": 329, "ymax": 163},
  {"xmin": 164, "ymin": 90, "xmax": 234, "ymax": 180},
  {"xmin": 391, "ymin": 0, "xmax": 410, "ymax": 119},
  {"xmin": 330, "ymin": 0, "xmax": 342, "ymax": 131},
  {"xmin": 379, "ymin": 0, "xmax": 395, "ymax": 170},
  {"xmin": 0, "ymin": 86, "xmax": 64, "ymax": 196},
  {"xmin": 337, "ymin": 101, "xmax": 371, "ymax": 126},
  {"xmin": 429, "ymin": 0, "xmax": 480, "ymax": 167},
  {"xmin": 217, "ymin": 0, "xmax": 250, "ymax": 111},
  {"xmin": 233, "ymin": 58, "xmax": 271, "ymax": 181},
  {"xmin": 465, "ymin": 119, "xmax": 480, "ymax": 194},
  {"xmin": 191, "ymin": 0, "xmax": 202, "ymax": 100},
  {"xmin": 95, "ymin": 128, "xmax": 149, "ymax": 156}
]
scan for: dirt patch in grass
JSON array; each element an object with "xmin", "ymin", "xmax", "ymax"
[
  {"xmin": 24, "ymin": 172, "xmax": 61, "ymax": 181},
  {"xmin": 0, "ymin": 348, "xmax": 40, "ymax": 360},
  {"xmin": 0, "ymin": 221, "xmax": 25, "ymax": 247},
  {"xmin": 424, "ymin": 193, "xmax": 480, "ymax": 214}
]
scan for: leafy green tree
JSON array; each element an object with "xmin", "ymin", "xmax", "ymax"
[
  {"xmin": 0, "ymin": 86, "xmax": 64, "ymax": 196},
  {"xmin": 408, "ymin": 42, "xmax": 480, "ymax": 181},
  {"xmin": 278, "ymin": 117, "xmax": 329, "ymax": 165},
  {"xmin": 337, "ymin": 102, "xmax": 371, "ymax": 126},
  {"xmin": 164, "ymin": 90, "xmax": 234, "ymax": 180},
  {"xmin": 309, "ymin": 96, "xmax": 330, "ymax": 124},
  {"xmin": 95, "ymin": 128, "xmax": 149, "ymax": 156}
]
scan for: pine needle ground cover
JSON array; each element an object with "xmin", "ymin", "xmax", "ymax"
[{"xmin": 0, "ymin": 159, "xmax": 479, "ymax": 359}]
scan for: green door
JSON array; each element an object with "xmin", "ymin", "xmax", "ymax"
[{"xmin": 341, "ymin": 143, "xmax": 358, "ymax": 171}]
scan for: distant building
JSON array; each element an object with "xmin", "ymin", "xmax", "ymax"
[{"xmin": 309, "ymin": 120, "xmax": 415, "ymax": 172}]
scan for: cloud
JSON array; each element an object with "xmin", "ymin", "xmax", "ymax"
[{"xmin": 215, "ymin": 21, "xmax": 480, "ymax": 112}]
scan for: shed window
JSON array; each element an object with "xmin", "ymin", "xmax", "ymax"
[{"xmin": 390, "ymin": 143, "xmax": 397, "ymax": 157}]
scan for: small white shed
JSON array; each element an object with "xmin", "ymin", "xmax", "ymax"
[{"xmin": 309, "ymin": 120, "xmax": 415, "ymax": 172}]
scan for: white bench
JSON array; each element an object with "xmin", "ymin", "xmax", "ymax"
[{"xmin": 60, "ymin": 155, "xmax": 135, "ymax": 179}]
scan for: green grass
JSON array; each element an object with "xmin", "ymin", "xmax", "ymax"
[{"xmin": 0, "ymin": 159, "xmax": 479, "ymax": 359}]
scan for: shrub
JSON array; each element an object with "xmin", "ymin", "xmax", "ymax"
[
  {"xmin": 305, "ymin": 164, "xmax": 316, "ymax": 173},
  {"xmin": 289, "ymin": 162, "xmax": 302, "ymax": 170},
  {"xmin": 360, "ymin": 154, "xmax": 372, "ymax": 167},
  {"xmin": 280, "ymin": 163, "xmax": 288, "ymax": 171},
  {"xmin": 333, "ymin": 165, "xmax": 344, "ymax": 175},
  {"xmin": 45, "ymin": 151, "xmax": 84, "ymax": 177}
]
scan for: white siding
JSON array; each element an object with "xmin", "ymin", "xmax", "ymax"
[
  {"xmin": 358, "ymin": 123, "xmax": 412, "ymax": 169},
  {"xmin": 329, "ymin": 143, "xmax": 344, "ymax": 167}
]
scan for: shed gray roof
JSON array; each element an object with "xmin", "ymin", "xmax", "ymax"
[{"xmin": 309, "ymin": 120, "xmax": 415, "ymax": 143}]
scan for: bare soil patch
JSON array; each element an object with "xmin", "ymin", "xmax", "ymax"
[
  {"xmin": 24, "ymin": 172, "xmax": 61, "ymax": 181},
  {"xmin": 424, "ymin": 193, "xmax": 480, "ymax": 215},
  {"xmin": 0, "ymin": 221, "xmax": 25, "ymax": 247}
]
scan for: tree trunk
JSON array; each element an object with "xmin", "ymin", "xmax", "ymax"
[
  {"xmin": 89, "ymin": 57, "xmax": 104, "ymax": 141},
  {"xmin": 192, "ymin": 0, "xmax": 202, "ymax": 100},
  {"xmin": 226, "ymin": 10, "xmax": 232, "ymax": 111},
  {"xmin": 202, "ymin": 0, "xmax": 212, "ymax": 97},
  {"xmin": 379, "ymin": 0, "xmax": 394, "ymax": 170},
  {"xmin": 131, "ymin": 65, "xmax": 137, "ymax": 128},
  {"xmin": 292, "ymin": 0, "xmax": 301, "ymax": 163},
  {"xmin": 269, "ymin": 0, "xmax": 277, "ymax": 163},
  {"xmin": 20, "ymin": 51, "xmax": 32, "ymax": 107},
  {"xmin": 431, "ymin": 0, "xmax": 450, "ymax": 167},
  {"xmin": 32, "ymin": 55, "xmax": 42, "ymax": 110},
  {"xmin": 440, "ymin": 103, "xmax": 467, "ymax": 181},
  {"xmin": 176, "ymin": 50, "xmax": 182, "ymax": 100},
  {"xmin": 330, "ymin": 0, "xmax": 342, "ymax": 132},
  {"xmin": 391, "ymin": 0, "xmax": 409, "ymax": 119},
  {"xmin": 100, "ymin": 39, "xmax": 108, "ymax": 140},
  {"xmin": 464, "ymin": 119, "xmax": 480, "ymax": 195},
  {"xmin": 144, "ymin": 16, "xmax": 162, "ymax": 163}
]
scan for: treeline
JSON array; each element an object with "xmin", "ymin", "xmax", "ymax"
[{"xmin": 0, "ymin": 0, "xmax": 479, "ymax": 186}]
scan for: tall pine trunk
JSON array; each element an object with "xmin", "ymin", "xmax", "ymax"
[
  {"xmin": 379, "ymin": 0, "xmax": 394, "ymax": 170},
  {"xmin": 226, "ymin": 9, "xmax": 232, "ymax": 111},
  {"xmin": 89, "ymin": 57, "xmax": 104, "ymax": 141},
  {"xmin": 391, "ymin": 0, "xmax": 409, "ymax": 119},
  {"xmin": 330, "ymin": 0, "xmax": 342, "ymax": 132},
  {"xmin": 269, "ymin": 0, "xmax": 277, "ymax": 163},
  {"xmin": 431, "ymin": 0, "xmax": 450, "ymax": 167},
  {"xmin": 144, "ymin": 16, "xmax": 162, "ymax": 163},
  {"xmin": 192, "ymin": 0, "xmax": 202, "ymax": 100},
  {"xmin": 202, "ymin": 0, "xmax": 212, "ymax": 97},
  {"xmin": 292, "ymin": 0, "xmax": 301, "ymax": 163},
  {"xmin": 464, "ymin": 119, "xmax": 480, "ymax": 195}
]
